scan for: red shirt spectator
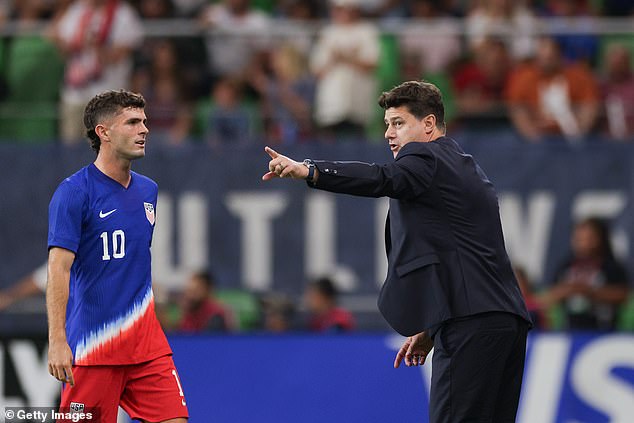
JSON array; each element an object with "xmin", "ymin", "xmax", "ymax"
[
  {"xmin": 304, "ymin": 277, "xmax": 355, "ymax": 333},
  {"xmin": 180, "ymin": 298, "xmax": 232, "ymax": 332},
  {"xmin": 178, "ymin": 271, "xmax": 233, "ymax": 332},
  {"xmin": 453, "ymin": 38, "xmax": 511, "ymax": 125},
  {"xmin": 309, "ymin": 307, "xmax": 355, "ymax": 333}
]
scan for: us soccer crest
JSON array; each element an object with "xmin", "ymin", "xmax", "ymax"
[
  {"xmin": 144, "ymin": 202, "xmax": 155, "ymax": 225},
  {"xmin": 69, "ymin": 402, "xmax": 85, "ymax": 413}
]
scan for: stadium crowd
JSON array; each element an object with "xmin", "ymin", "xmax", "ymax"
[
  {"xmin": 0, "ymin": 0, "xmax": 633, "ymax": 334},
  {"xmin": 0, "ymin": 0, "xmax": 632, "ymax": 145}
]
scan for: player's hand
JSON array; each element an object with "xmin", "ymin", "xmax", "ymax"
[
  {"xmin": 48, "ymin": 339, "xmax": 75, "ymax": 386},
  {"xmin": 262, "ymin": 146, "xmax": 309, "ymax": 181},
  {"xmin": 394, "ymin": 331, "xmax": 434, "ymax": 368}
]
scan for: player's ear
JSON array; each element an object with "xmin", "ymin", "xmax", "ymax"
[{"xmin": 95, "ymin": 124, "xmax": 108, "ymax": 142}]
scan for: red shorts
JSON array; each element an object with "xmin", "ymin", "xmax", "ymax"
[{"xmin": 59, "ymin": 354, "xmax": 188, "ymax": 423}]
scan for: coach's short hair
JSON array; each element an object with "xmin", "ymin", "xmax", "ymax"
[
  {"xmin": 378, "ymin": 80, "xmax": 446, "ymax": 131},
  {"xmin": 83, "ymin": 90, "xmax": 146, "ymax": 153}
]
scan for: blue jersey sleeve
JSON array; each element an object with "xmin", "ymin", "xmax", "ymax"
[{"xmin": 48, "ymin": 181, "xmax": 87, "ymax": 253}]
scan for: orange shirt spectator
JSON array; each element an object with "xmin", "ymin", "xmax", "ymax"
[{"xmin": 506, "ymin": 37, "xmax": 599, "ymax": 142}]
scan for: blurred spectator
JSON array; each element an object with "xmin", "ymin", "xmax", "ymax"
[
  {"xmin": 0, "ymin": 264, "xmax": 47, "ymax": 312},
  {"xmin": 132, "ymin": 39, "xmax": 193, "ymax": 145},
  {"xmin": 260, "ymin": 293, "xmax": 295, "ymax": 333},
  {"xmin": 276, "ymin": 0, "xmax": 323, "ymax": 20},
  {"xmin": 466, "ymin": 0, "xmax": 537, "ymax": 61},
  {"xmin": 248, "ymin": 44, "xmax": 315, "ymax": 145},
  {"xmin": 0, "ymin": 2, "xmax": 8, "ymax": 25},
  {"xmin": 304, "ymin": 277, "xmax": 355, "ymax": 333},
  {"xmin": 541, "ymin": 0, "xmax": 600, "ymax": 65},
  {"xmin": 50, "ymin": 0, "xmax": 143, "ymax": 144},
  {"xmin": 134, "ymin": 0, "xmax": 174, "ymax": 19},
  {"xmin": 172, "ymin": 0, "xmax": 206, "ymax": 17},
  {"xmin": 310, "ymin": 0, "xmax": 379, "ymax": 139},
  {"xmin": 506, "ymin": 36, "xmax": 600, "ymax": 142},
  {"xmin": 600, "ymin": 43, "xmax": 634, "ymax": 141},
  {"xmin": 133, "ymin": 0, "xmax": 208, "ymax": 99},
  {"xmin": 452, "ymin": 37, "xmax": 511, "ymax": 127},
  {"xmin": 272, "ymin": 0, "xmax": 320, "ymax": 56},
  {"xmin": 399, "ymin": 0, "xmax": 462, "ymax": 78},
  {"xmin": 206, "ymin": 78, "xmax": 255, "ymax": 146},
  {"xmin": 514, "ymin": 266, "xmax": 546, "ymax": 329},
  {"xmin": 199, "ymin": 0, "xmax": 271, "ymax": 81},
  {"xmin": 543, "ymin": 217, "xmax": 629, "ymax": 331},
  {"xmin": 178, "ymin": 270, "xmax": 234, "ymax": 332}
]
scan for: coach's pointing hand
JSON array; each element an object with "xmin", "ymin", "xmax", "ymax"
[
  {"xmin": 394, "ymin": 331, "xmax": 434, "ymax": 368},
  {"xmin": 262, "ymin": 146, "xmax": 309, "ymax": 181}
]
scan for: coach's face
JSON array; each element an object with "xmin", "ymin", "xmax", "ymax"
[
  {"xmin": 384, "ymin": 106, "xmax": 435, "ymax": 158},
  {"xmin": 100, "ymin": 107, "xmax": 149, "ymax": 160}
]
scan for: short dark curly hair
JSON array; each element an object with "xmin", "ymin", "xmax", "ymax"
[
  {"xmin": 378, "ymin": 80, "xmax": 445, "ymax": 131},
  {"xmin": 83, "ymin": 90, "xmax": 146, "ymax": 153}
]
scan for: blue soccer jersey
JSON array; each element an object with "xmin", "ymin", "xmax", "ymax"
[{"xmin": 48, "ymin": 164, "xmax": 171, "ymax": 366}]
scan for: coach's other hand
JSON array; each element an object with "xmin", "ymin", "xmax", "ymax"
[
  {"xmin": 262, "ymin": 146, "xmax": 309, "ymax": 181},
  {"xmin": 394, "ymin": 331, "xmax": 434, "ymax": 368}
]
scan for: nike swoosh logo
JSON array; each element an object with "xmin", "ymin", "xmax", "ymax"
[{"xmin": 99, "ymin": 209, "xmax": 117, "ymax": 218}]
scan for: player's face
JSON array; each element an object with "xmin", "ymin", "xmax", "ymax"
[
  {"xmin": 104, "ymin": 107, "xmax": 149, "ymax": 160},
  {"xmin": 384, "ymin": 106, "xmax": 429, "ymax": 158}
]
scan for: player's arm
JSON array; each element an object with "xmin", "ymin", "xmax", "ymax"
[
  {"xmin": 262, "ymin": 147, "xmax": 433, "ymax": 199},
  {"xmin": 46, "ymin": 247, "xmax": 76, "ymax": 387}
]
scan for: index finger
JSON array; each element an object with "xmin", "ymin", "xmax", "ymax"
[
  {"xmin": 265, "ymin": 146, "xmax": 279, "ymax": 159},
  {"xmin": 64, "ymin": 366, "xmax": 75, "ymax": 387},
  {"xmin": 394, "ymin": 345, "xmax": 407, "ymax": 368}
]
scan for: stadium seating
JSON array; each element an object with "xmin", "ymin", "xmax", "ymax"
[
  {"xmin": 0, "ymin": 36, "xmax": 63, "ymax": 143},
  {"xmin": 216, "ymin": 289, "xmax": 261, "ymax": 331}
]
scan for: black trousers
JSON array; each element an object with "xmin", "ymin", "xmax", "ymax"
[{"xmin": 429, "ymin": 312, "xmax": 529, "ymax": 423}]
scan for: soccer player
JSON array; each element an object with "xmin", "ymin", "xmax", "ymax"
[
  {"xmin": 262, "ymin": 80, "xmax": 532, "ymax": 423},
  {"xmin": 46, "ymin": 90, "xmax": 188, "ymax": 423}
]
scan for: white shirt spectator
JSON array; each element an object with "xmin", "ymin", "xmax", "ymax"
[
  {"xmin": 466, "ymin": 3, "xmax": 536, "ymax": 61},
  {"xmin": 399, "ymin": 18, "xmax": 462, "ymax": 75},
  {"xmin": 311, "ymin": 20, "xmax": 380, "ymax": 127}
]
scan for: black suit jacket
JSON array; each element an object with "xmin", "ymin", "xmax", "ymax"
[{"xmin": 310, "ymin": 137, "xmax": 532, "ymax": 336}]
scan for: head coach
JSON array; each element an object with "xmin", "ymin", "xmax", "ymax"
[{"xmin": 262, "ymin": 80, "xmax": 533, "ymax": 423}]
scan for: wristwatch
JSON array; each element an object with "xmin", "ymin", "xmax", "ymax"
[{"xmin": 302, "ymin": 159, "xmax": 315, "ymax": 181}]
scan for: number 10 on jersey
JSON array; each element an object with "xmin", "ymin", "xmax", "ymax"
[{"xmin": 100, "ymin": 230, "xmax": 126, "ymax": 260}]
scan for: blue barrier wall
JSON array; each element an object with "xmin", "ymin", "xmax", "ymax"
[
  {"xmin": 168, "ymin": 333, "xmax": 634, "ymax": 423},
  {"xmin": 2, "ymin": 333, "xmax": 632, "ymax": 422}
]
